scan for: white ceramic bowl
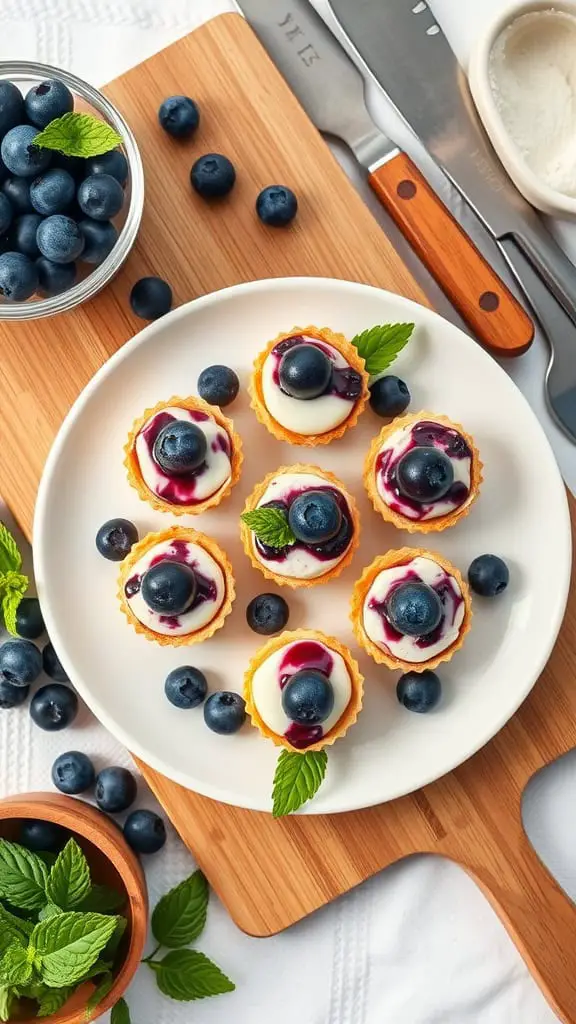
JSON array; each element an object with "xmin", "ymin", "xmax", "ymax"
[{"xmin": 469, "ymin": 0, "xmax": 576, "ymax": 218}]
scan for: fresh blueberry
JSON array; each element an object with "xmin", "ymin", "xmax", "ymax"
[
  {"xmin": 369, "ymin": 375, "xmax": 411, "ymax": 418},
  {"xmin": 52, "ymin": 750, "xmax": 95, "ymax": 794},
  {"xmin": 279, "ymin": 343, "xmax": 332, "ymax": 400},
  {"xmin": 0, "ymin": 639, "xmax": 42, "ymax": 686},
  {"xmin": 396, "ymin": 447, "xmax": 454, "ymax": 503},
  {"xmin": 159, "ymin": 96, "xmax": 200, "ymax": 138},
  {"xmin": 386, "ymin": 582, "xmax": 443, "ymax": 637},
  {"xmin": 95, "ymin": 766, "xmax": 137, "ymax": 813},
  {"xmin": 37, "ymin": 215, "xmax": 84, "ymax": 263},
  {"xmin": 11, "ymin": 214, "xmax": 42, "ymax": 258},
  {"xmin": 78, "ymin": 218, "xmax": 118, "ymax": 264},
  {"xmin": 256, "ymin": 185, "xmax": 298, "ymax": 227},
  {"xmin": 2, "ymin": 177, "xmax": 32, "ymax": 214},
  {"xmin": 468, "ymin": 554, "xmax": 510, "ymax": 597},
  {"xmin": 36, "ymin": 256, "xmax": 77, "ymax": 297},
  {"xmin": 30, "ymin": 168, "xmax": 75, "ymax": 216},
  {"xmin": 197, "ymin": 365, "xmax": 239, "ymax": 408},
  {"xmin": 85, "ymin": 150, "xmax": 128, "ymax": 186},
  {"xmin": 0, "ymin": 193, "xmax": 12, "ymax": 235},
  {"xmin": 153, "ymin": 420, "xmax": 207, "ymax": 475},
  {"xmin": 42, "ymin": 642, "xmax": 69, "ymax": 683},
  {"xmin": 0, "ymin": 82, "xmax": 24, "ymax": 137},
  {"xmin": 282, "ymin": 669, "xmax": 334, "ymax": 725},
  {"xmin": 0, "ymin": 681, "xmax": 29, "ymax": 709},
  {"xmin": 288, "ymin": 490, "xmax": 342, "ymax": 544},
  {"xmin": 204, "ymin": 691, "xmax": 246, "ymax": 734},
  {"xmin": 25, "ymin": 79, "xmax": 74, "ymax": 129},
  {"xmin": 51, "ymin": 152, "xmax": 85, "ymax": 179},
  {"xmin": 123, "ymin": 809, "xmax": 166, "ymax": 854},
  {"xmin": 1, "ymin": 125, "xmax": 51, "ymax": 178},
  {"xmin": 246, "ymin": 593, "xmax": 289, "ymax": 635},
  {"xmin": 129, "ymin": 276, "xmax": 172, "ymax": 320},
  {"xmin": 77, "ymin": 173, "xmax": 124, "ymax": 221},
  {"xmin": 0, "ymin": 252, "xmax": 38, "ymax": 301},
  {"xmin": 165, "ymin": 666, "xmax": 207, "ymax": 709},
  {"xmin": 15, "ymin": 597, "xmax": 45, "ymax": 640},
  {"xmin": 19, "ymin": 819, "xmax": 66, "ymax": 853},
  {"xmin": 30, "ymin": 683, "xmax": 78, "ymax": 731},
  {"xmin": 141, "ymin": 560, "xmax": 197, "ymax": 615},
  {"xmin": 396, "ymin": 670, "xmax": 442, "ymax": 713},
  {"xmin": 190, "ymin": 153, "xmax": 236, "ymax": 198},
  {"xmin": 95, "ymin": 518, "xmax": 138, "ymax": 561}
]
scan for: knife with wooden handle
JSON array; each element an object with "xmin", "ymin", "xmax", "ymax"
[{"xmin": 235, "ymin": 0, "xmax": 534, "ymax": 356}]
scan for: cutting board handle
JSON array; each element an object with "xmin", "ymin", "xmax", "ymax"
[{"xmin": 454, "ymin": 815, "xmax": 576, "ymax": 1023}]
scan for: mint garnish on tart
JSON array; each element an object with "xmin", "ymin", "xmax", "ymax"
[
  {"xmin": 352, "ymin": 322, "xmax": 415, "ymax": 377},
  {"xmin": 241, "ymin": 507, "xmax": 296, "ymax": 548}
]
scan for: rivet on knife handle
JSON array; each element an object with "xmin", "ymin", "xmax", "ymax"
[{"xmin": 369, "ymin": 152, "xmax": 534, "ymax": 357}]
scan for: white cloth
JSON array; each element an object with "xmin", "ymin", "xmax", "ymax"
[{"xmin": 0, "ymin": 1, "xmax": 574, "ymax": 1022}]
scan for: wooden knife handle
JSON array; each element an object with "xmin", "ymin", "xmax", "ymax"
[{"xmin": 369, "ymin": 152, "xmax": 534, "ymax": 356}]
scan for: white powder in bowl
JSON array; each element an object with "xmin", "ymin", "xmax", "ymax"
[{"xmin": 489, "ymin": 8, "xmax": 576, "ymax": 196}]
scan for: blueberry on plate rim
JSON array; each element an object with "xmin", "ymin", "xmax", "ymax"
[
  {"xmin": 123, "ymin": 809, "xmax": 166, "ymax": 855},
  {"xmin": 278, "ymin": 343, "xmax": 332, "ymax": 400},
  {"xmin": 246, "ymin": 593, "xmax": 289, "ymax": 635},
  {"xmin": 197, "ymin": 364, "xmax": 239, "ymax": 407},
  {"xmin": 204, "ymin": 691, "xmax": 246, "ymax": 734},
  {"xmin": 158, "ymin": 95, "xmax": 200, "ymax": 139},
  {"xmin": 43, "ymin": 641, "xmax": 69, "ymax": 682},
  {"xmin": 130, "ymin": 276, "xmax": 172, "ymax": 320},
  {"xmin": 190, "ymin": 153, "xmax": 236, "ymax": 199},
  {"xmin": 396, "ymin": 670, "xmax": 442, "ymax": 713},
  {"xmin": 256, "ymin": 185, "xmax": 298, "ymax": 227},
  {"xmin": 369, "ymin": 375, "xmax": 411, "ymax": 418},
  {"xmin": 0, "ymin": 639, "xmax": 42, "ymax": 686},
  {"xmin": 95, "ymin": 517, "xmax": 138, "ymax": 561},
  {"xmin": 95, "ymin": 766, "xmax": 137, "ymax": 813},
  {"xmin": 52, "ymin": 750, "xmax": 95, "ymax": 795},
  {"xmin": 30, "ymin": 683, "xmax": 78, "ymax": 731},
  {"xmin": 468, "ymin": 554, "xmax": 510, "ymax": 597},
  {"xmin": 165, "ymin": 665, "xmax": 208, "ymax": 709}
]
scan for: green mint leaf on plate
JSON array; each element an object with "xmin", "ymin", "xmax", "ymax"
[
  {"xmin": 241, "ymin": 507, "xmax": 295, "ymax": 548},
  {"xmin": 149, "ymin": 949, "xmax": 235, "ymax": 1002},
  {"xmin": 37, "ymin": 984, "xmax": 74, "ymax": 1017},
  {"xmin": 0, "ymin": 903, "xmax": 33, "ymax": 952},
  {"xmin": 38, "ymin": 904, "xmax": 64, "ymax": 922},
  {"xmin": 151, "ymin": 870, "xmax": 208, "ymax": 949},
  {"xmin": 34, "ymin": 112, "xmax": 123, "ymax": 158},
  {"xmin": 111, "ymin": 997, "xmax": 131, "ymax": 1024},
  {"xmin": 272, "ymin": 749, "xmax": 328, "ymax": 817},
  {"xmin": 46, "ymin": 839, "xmax": 91, "ymax": 911},
  {"xmin": 351, "ymin": 322, "xmax": 415, "ymax": 377},
  {"xmin": 0, "ymin": 943, "xmax": 33, "ymax": 987},
  {"xmin": 84, "ymin": 970, "xmax": 114, "ymax": 1020},
  {"xmin": 0, "ymin": 523, "xmax": 21, "ymax": 574},
  {"xmin": 32, "ymin": 911, "xmax": 117, "ymax": 988},
  {"xmin": 0, "ymin": 984, "xmax": 14, "ymax": 1022},
  {"xmin": 0, "ymin": 839, "xmax": 48, "ymax": 910},
  {"xmin": 77, "ymin": 884, "xmax": 125, "ymax": 915},
  {"xmin": 1, "ymin": 570, "xmax": 29, "ymax": 637}
]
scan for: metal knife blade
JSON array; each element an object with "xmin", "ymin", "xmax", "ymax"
[{"xmin": 325, "ymin": 0, "xmax": 576, "ymax": 440}]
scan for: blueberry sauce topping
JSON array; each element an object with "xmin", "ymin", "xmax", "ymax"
[
  {"xmin": 124, "ymin": 540, "xmax": 218, "ymax": 631},
  {"xmin": 271, "ymin": 336, "xmax": 362, "ymax": 402},
  {"xmin": 277, "ymin": 640, "xmax": 334, "ymax": 749},
  {"xmin": 138, "ymin": 409, "xmax": 231, "ymax": 505},
  {"xmin": 368, "ymin": 563, "xmax": 464, "ymax": 651},
  {"xmin": 254, "ymin": 486, "xmax": 353, "ymax": 565}
]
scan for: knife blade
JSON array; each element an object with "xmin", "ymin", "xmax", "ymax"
[
  {"xmin": 236, "ymin": 0, "xmax": 533, "ymax": 356},
  {"xmin": 325, "ymin": 0, "xmax": 576, "ymax": 440}
]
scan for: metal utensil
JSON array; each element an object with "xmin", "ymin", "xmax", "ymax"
[
  {"xmin": 236, "ymin": 0, "xmax": 533, "ymax": 356},
  {"xmin": 325, "ymin": 0, "xmax": 576, "ymax": 440}
]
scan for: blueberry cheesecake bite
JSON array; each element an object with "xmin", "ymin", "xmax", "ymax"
[
  {"xmin": 244, "ymin": 629, "xmax": 363, "ymax": 752},
  {"xmin": 364, "ymin": 412, "xmax": 482, "ymax": 533},
  {"xmin": 250, "ymin": 325, "xmax": 369, "ymax": 446},
  {"xmin": 118, "ymin": 526, "xmax": 235, "ymax": 646},
  {"xmin": 351, "ymin": 547, "xmax": 471, "ymax": 671},
  {"xmin": 240, "ymin": 464, "xmax": 360, "ymax": 588},
  {"xmin": 125, "ymin": 395, "xmax": 243, "ymax": 514}
]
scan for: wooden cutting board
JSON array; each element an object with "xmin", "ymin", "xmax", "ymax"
[{"xmin": 2, "ymin": 14, "xmax": 576, "ymax": 1022}]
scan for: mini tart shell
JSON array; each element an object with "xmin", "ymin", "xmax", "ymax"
[
  {"xmin": 117, "ymin": 526, "xmax": 235, "ymax": 647},
  {"xmin": 240, "ymin": 463, "xmax": 360, "ymax": 589},
  {"xmin": 124, "ymin": 395, "xmax": 243, "ymax": 515},
  {"xmin": 243, "ymin": 629, "xmax": 364, "ymax": 753},
  {"xmin": 249, "ymin": 325, "xmax": 370, "ymax": 446},
  {"xmin": 350, "ymin": 546, "xmax": 472, "ymax": 672},
  {"xmin": 364, "ymin": 411, "xmax": 483, "ymax": 533}
]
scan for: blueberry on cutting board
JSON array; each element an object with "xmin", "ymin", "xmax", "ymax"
[
  {"xmin": 256, "ymin": 185, "xmax": 298, "ymax": 226},
  {"xmin": 190, "ymin": 153, "xmax": 236, "ymax": 198},
  {"xmin": 130, "ymin": 276, "xmax": 172, "ymax": 320},
  {"xmin": 158, "ymin": 95, "xmax": 200, "ymax": 138}
]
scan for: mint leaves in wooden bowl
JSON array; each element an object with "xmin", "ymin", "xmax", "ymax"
[{"xmin": 0, "ymin": 792, "xmax": 147, "ymax": 1023}]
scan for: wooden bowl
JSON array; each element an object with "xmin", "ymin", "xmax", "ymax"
[{"xmin": 0, "ymin": 793, "xmax": 148, "ymax": 1024}]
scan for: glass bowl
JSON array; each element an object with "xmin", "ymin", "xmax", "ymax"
[{"xmin": 0, "ymin": 60, "xmax": 144, "ymax": 320}]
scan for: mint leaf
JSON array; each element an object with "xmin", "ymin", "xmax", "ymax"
[
  {"xmin": 241, "ymin": 507, "xmax": 295, "ymax": 548},
  {"xmin": 111, "ymin": 997, "xmax": 131, "ymax": 1024},
  {"xmin": 0, "ymin": 839, "xmax": 48, "ymax": 910},
  {"xmin": 0, "ymin": 524, "xmax": 21, "ymax": 574},
  {"xmin": 37, "ymin": 985, "xmax": 74, "ymax": 1017},
  {"xmin": 46, "ymin": 839, "xmax": 91, "ymax": 910},
  {"xmin": 0, "ymin": 902, "xmax": 33, "ymax": 951},
  {"xmin": 34, "ymin": 113, "xmax": 123, "ymax": 158},
  {"xmin": 36, "ymin": 852, "xmax": 58, "ymax": 869},
  {"xmin": 0, "ymin": 571, "xmax": 28, "ymax": 637},
  {"xmin": 150, "ymin": 949, "xmax": 234, "ymax": 1001},
  {"xmin": 77, "ymin": 885, "xmax": 125, "ymax": 914},
  {"xmin": 38, "ymin": 904, "xmax": 63, "ymax": 921},
  {"xmin": 84, "ymin": 971, "xmax": 113, "ymax": 1020},
  {"xmin": 32, "ymin": 912, "xmax": 117, "ymax": 988},
  {"xmin": 151, "ymin": 870, "xmax": 208, "ymax": 949},
  {"xmin": 272, "ymin": 749, "xmax": 328, "ymax": 816},
  {"xmin": 102, "ymin": 916, "xmax": 126, "ymax": 961},
  {"xmin": 351, "ymin": 322, "xmax": 415, "ymax": 376},
  {"xmin": 0, "ymin": 984, "xmax": 14, "ymax": 1022},
  {"xmin": 0, "ymin": 943, "xmax": 33, "ymax": 987}
]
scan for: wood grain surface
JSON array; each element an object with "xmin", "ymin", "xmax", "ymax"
[
  {"xmin": 1, "ymin": 14, "xmax": 575, "ymax": 1022},
  {"xmin": 369, "ymin": 152, "xmax": 534, "ymax": 356}
]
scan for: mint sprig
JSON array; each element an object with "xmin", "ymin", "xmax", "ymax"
[
  {"xmin": 150, "ymin": 949, "xmax": 234, "ymax": 1001},
  {"xmin": 0, "ymin": 839, "xmax": 48, "ymax": 911},
  {"xmin": 34, "ymin": 112, "xmax": 122, "ymax": 158},
  {"xmin": 151, "ymin": 871, "xmax": 208, "ymax": 949},
  {"xmin": 111, "ymin": 997, "xmax": 131, "ymax": 1024},
  {"xmin": 46, "ymin": 839, "xmax": 91, "ymax": 911},
  {"xmin": 272, "ymin": 749, "xmax": 328, "ymax": 816},
  {"xmin": 0, "ymin": 523, "xmax": 28, "ymax": 637},
  {"xmin": 32, "ymin": 911, "xmax": 118, "ymax": 988},
  {"xmin": 351, "ymin": 322, "xmax": 415, "ymax": 377},
  {"xmin": 241, "ymin": 507, "xmax": 295, "ymax": 548}
]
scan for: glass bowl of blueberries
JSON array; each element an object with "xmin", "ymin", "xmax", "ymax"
[{"xmin": 0, "ymin": 61, "xmax": 144, "ymax": 319}]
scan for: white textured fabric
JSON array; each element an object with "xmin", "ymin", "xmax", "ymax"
[{"xmin": 0, "ymin": 1, "xmax": 575, "ymax": 1022}]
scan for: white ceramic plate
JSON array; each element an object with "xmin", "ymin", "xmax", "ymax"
[{"xmin": 33, "ymin": 278, "xmax": 571, "ymax": 814}]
